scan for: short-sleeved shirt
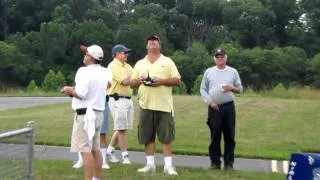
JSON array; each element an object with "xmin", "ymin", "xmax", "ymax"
[
  {"xmin": 107, "ymin": 58, "xmax": 133, "ymax": 97},
  {"xmin": 72, "ymin": 64, "xmax": 113, "ymax": 111},
  {"xmin": 131, "ymin": 54, "xmax": 180, "ymax": 114}
]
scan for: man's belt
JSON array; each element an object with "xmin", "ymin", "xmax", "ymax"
[
  {"xmin": 75, "ymin": 108, "xmax": 102, "ymax": 115},
  {"xmin": 109, "ymin": 93, "xmax": 131, "ymax": 100}
]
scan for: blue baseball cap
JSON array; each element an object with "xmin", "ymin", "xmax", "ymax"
[{"xmin": 112, "ymin": 44, "xmax": 131, "ymax": 54}]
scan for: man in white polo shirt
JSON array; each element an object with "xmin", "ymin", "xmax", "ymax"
[{"xmin": 62, "ymin": 44, "xmax": 112, "ymax": 180}]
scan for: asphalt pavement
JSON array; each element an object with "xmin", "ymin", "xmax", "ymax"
[
  {"xmin": 0, "ymin": 97, "xmax": 69, "ymax": 110},
  {"xmin": 34, "ymin": 145, "xmax": 289, "ymax": 173}
]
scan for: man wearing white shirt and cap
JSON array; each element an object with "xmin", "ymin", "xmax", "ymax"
[{"xmin": 62, "ymin": 44, "xmax": 112, "ymax": 180}]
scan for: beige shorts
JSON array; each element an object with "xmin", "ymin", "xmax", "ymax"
[
  {"xmin": 108, "ymin": 97, "xmax": 134, "ymax": 130},
  {"xmin": 70, "ymin": 111, "xmax": 103, "ymax": 152}
]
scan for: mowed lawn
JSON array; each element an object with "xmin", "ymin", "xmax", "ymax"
[
  {"xmin": 1, "ymin": 95, "xmax": 319, "ymax": 160},
  {"xmin": 35, "ymin": 160, "xmax": 285, "ymax": 180}
]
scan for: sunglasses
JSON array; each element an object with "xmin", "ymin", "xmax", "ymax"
[{"xmin": 215, "ymin": 55, "xmax": 225, "ymax": 58}]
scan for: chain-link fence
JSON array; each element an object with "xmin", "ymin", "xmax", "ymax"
[{"xmin": 0, "ymin": 121, "xmax": 35, "ymax": 180}]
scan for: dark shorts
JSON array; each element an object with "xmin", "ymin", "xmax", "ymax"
[{"xmin": 138, "ymin": 108, "xmax": 175, "ymax": 144}]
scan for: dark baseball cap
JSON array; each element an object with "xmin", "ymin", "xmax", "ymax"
[
  {"xmin": 112, "ymin": 44, "xmax": 131, "ymax": 54},
  {"xmin": 214, "ymin": 48, "xmax": 226, "ymax": 56},
  {"xmin": 146, "ymin": 35, "xmax": 161, "ymax": 43}
]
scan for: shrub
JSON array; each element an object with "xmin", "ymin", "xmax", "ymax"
[
  {"xmin": 42, "ymin": 70, "xmax": 66, "ymax": 92},
  {"xmin": 191, "ymin": 75, "xmax": 203, "ymax": 95},
  {"xmin": 26, "ymin": 80, "xmax": 39, "ymax": 92},
  {"xmin": 173, "ymin": 81, "xmax": 187, "ymax": 94}
]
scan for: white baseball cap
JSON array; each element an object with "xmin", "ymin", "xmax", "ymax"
[{"xmin": 80, "ymin": 44, "xmax": 104, "ymax": 61}]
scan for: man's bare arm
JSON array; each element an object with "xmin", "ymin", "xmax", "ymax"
[{"xmin": 152, "ymin": 77, "xmax": 181, "ymax": 87}]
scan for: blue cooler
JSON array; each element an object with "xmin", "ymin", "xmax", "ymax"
[{"xmin": 287, "ymin": 153, "xmax": 320, "ymax": 180}]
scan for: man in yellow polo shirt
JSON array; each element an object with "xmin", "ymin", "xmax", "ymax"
[
  {"xmin": 106, "ymin": 44, "xmax": 134, "ymax": 165},
  {"xmin": 131, "ymin": 35, "xmax": 181, "ymax": 175}
]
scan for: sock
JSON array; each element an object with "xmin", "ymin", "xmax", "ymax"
[
  {"xmin": 92, "ymin": 177, "xmax": 100, "ymax": 180},
  {"xmin": 106, "ymin": 145, "xmax": 115, "ymax": 154},
  {"xmin": 146, "ymin": 155, "xmax": 155, "ymax": 166},
  {"xmin": 100, "ymin": 148, "xmax": 107, "ymax": 163},
  {"xmin": 164, "ymin": 156, "xmax": 172, "ymax": 167},
  {"xmin": 122, "ymin": 151, "xmax": 129, "ymax": 159},
  {"xmin": 78, "ymin": 152, "xmax": 83, "ymax": 163}
]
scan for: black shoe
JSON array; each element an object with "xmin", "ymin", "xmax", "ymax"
[
  {"xmin": 224, "ymin": 164, "xmax": 233, "ymax": 170},
  {"xmin": 210, "ymin": 163, "xmax": 221, "ymax": 170}
]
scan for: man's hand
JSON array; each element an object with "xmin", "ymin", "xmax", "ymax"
[
  {"xmin": 210, "ymin": 102, "xmax": 219, "ymax": 111},
  {"xmin": 121, "ymin": 76, "xmax": 131, "ymax": 86},
  {"xmin": 61, "ymin": 86, "xmax": 75, "ymax": 97},
  {"xmin": 222, "ymin": 84, "xmax": 234, "ymax": 92},
  {"xmin": 151, "ymin": 77, "xmax": 164, "ymax": 87},
  {"xmin": 152, "ymin": 77, "xmax": 181, "ymax": 87},
  {"xmin": 130, "ymin": 78, "xmax": 143, "ymax": 88}
]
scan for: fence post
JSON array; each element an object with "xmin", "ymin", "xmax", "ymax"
[{"xmin": 26, "ymin": 121, "xmax": 35, "ymax": 180}]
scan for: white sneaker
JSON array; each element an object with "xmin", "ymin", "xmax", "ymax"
[
  {"xmin": 102, "ymin": 162, "xmax": 110, "ymax": 169},
  {"xmin": 72, "ymin": 160, "xmax": 83, "ymax": 168},
  {"xmin": 107, "ymin": 152, "xmax": 120, "ymax": 163},
  {"xmin": 122, "ymin": 155, "xmax": 131, "ymax": 164},
  {"xmin": 164, "ymin": 166, "xmax": 178, "ymax": 175},
  {"xmin": 137, "ymin": 164, "xmax": 156, "ymax": 173}
]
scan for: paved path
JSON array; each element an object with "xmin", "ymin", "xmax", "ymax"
[
  {"xmin": 35, "ymin": 145, "xmax": 289, "ymax": 174},
  {"xmin": 0, "ymin": 97, "xmax": 289, "ymax": 174},
  {"xmin": 0, "ymin": 97, "xmax": 69, "ymax": 110}
]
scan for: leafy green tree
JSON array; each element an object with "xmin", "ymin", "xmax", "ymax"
[
  {"xmin": 259, "ymin": 0, "xmax": 300, "ymax": 46},
  {"xmin": 222, "ymin": 0, "xmax": 276, "ymax": 48},
  {"xmin": 52, "ymin": 4, "xmax": 73, "ymax": 23},
  {"xmin": 84, "ymin": 5, "xmax": 119, "ymax": 31},
  {"xmin": 117, "ymin": 17, "xmax": 169, "ymax": 64},
  {"xmin": 70, "ymin": 0, "xmax": 93, "ymax": 21},
  {"xmin": 134, "ymin": 3, "xmax": 166, "ymax": 22},
  {"xmin": 1, "ymin": 0, "xmax": 66, "ymax": 40},
  {"xmin": 0, "ymin": 41, "xmax": 42, "ymax": 86},
  {"xmin": 173, "ymin": 42, "xmax": 211, "ymax": 93},
  {"xmin": 163, "ymin": 9, "xmax": 189, "ymax": 50},
  {"xmin": 134, "ymin": 0, "xmax": 176, "ymax": 10}
]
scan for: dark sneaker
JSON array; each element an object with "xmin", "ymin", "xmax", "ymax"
[
  {"xmin": 210, "ymin": 163, "xmax": 221, "ymax": 170},
  {"xmin": 224, "ymin": 164, "xmax": 234, "ymax": 170}
]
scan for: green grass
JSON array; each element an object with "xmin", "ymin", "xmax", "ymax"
[
  {"xmin": 35, "ymin": 160, "xmax": 285, "ymax": 180},
  {"xmin": 244, "ymin": 86, "xmax": 320, "ymax": 100},
  {"xmin": 1, "ymin": 95, "xmax": 320, "ymax": 160}
]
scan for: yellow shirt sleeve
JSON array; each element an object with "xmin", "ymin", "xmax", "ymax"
[
  {"xmin": 168, "ymin": 58, "xmax": 181, "ymax": 79},
  {"xmin": 131, "ymin": 61, "xmax": 141, "ymax": 80},
  {"xmin": 110, "ymin": 63, "xmax": 124, "ymax": 83}
]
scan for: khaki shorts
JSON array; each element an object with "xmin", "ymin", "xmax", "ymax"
[
  {"xmin": 138, "ymin": 108, "xmax": 175, "ymax": 144},
  {"xmin": 109, "ymin": 98, "xmax": 134, "ymax": 130},
  {"xmin": 70, "ymin": 111, "xmax": 103, "ymax": 152}
]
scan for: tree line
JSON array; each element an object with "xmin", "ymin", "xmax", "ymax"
[{"xmin": 0, "ymin": 0, "xmax": 320, "ymax": 93}]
